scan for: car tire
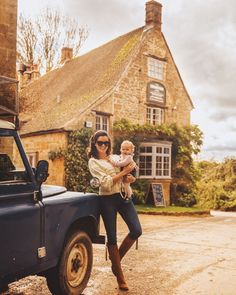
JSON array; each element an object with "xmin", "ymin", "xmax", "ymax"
[{"xmin": 46, "ymin": 231, "xmax": 93, "ymax": 295}]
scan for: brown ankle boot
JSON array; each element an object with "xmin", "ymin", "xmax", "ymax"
[
  {"xmin": 107, "ymin": 244, "xmax": 129, "ymax": 291},
  {"xmin": 119, "ymin": 235, "xmax": 136, "ymax": 260}
]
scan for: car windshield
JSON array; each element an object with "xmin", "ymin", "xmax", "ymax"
[{"xmin": 0, "ymin": 135, "xmax": 28, "ymax": 182}]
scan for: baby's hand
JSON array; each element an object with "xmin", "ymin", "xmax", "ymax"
[{"xmin": 107, "ymin": 157, "xmax": 116, "ymax": 167}]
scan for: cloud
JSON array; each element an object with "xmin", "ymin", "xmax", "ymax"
[
  {"xmin": 64, "ymin": 0, "xmax": 143, "ymax": 33},
  {"xmin": 163, "ymin": 0, "xmax": 236, "ymax": 110},
  {"xmin": 229, "ymin": 126, "xmax": 236, "ymax": 132},
  {"xmin": 210, "ymin": 108, "xmax": 236, "ymax": 122},
  {"xmin": 205, "ymin": 145, "xmax": 236, "ymax": 152}
]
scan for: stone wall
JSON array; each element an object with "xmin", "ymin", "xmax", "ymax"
[
  {"xmin": 0, "ymin": 137, "xmax": 13, "ymax": 156},
  {"xmin": 0, "ymin": 0, "xmax": 17, "ymax": 78},
  {"xmin": 0, "ymin": 0, "xmax": 18, "ymax": 114},
  {"xmin": 21, "ymin": 132, "xmax": 68, "ymax": 185},
  {"xmin": 112, "ymin": 27, "xmax": 192, "ymax": 126}
]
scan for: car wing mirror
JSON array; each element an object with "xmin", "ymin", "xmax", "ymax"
[
  {"xmin": 90, "ymin": 177, "xmax": 100, "ymax": 189},
  {"xmin": 35, "ymin": 160, "xmax": 49, "ymax": 185}
]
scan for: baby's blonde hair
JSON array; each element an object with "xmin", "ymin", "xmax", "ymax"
[{"xmin": 121, "ymin": 140, "xmax": 135, "ymax": 153}]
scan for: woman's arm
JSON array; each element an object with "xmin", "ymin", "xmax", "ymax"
[
  {"xmin": 123, "ymin": 174, "xmax": 136, "ymax": 184},
  {"xmin": 112, "ymin": 162, "xmax": 136, "ymax": 184},
  {"xmin": 111, "ymin": 155, "xmax": 133, "ymax": 167},
  {"xmin": 88, "ymin": 158, "xmax": 136, "ymax": 187}
]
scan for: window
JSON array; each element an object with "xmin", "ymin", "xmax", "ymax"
[
  {"xmin": 138, "ymin": 143, "xmax": 171, "ymax": 178},
  {"xmin": 96, "ymin": 114, "xmax": 109, "ymax": 132},
  {"xmin": 148, "ymin": 57, "xmax": 165, "ymax": 80},
  {"xmin": 0, "ymin": 135, "xmax": 29, "ymax": 182},
  {"xmin": 147, "ymin": 107, "xmax": 164, "ymax": 125}
]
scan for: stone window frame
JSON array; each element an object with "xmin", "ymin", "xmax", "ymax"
[
  {"xmin": 147, "ymin": 56, "xmax": 166, "ymax": 81},
  {"xmin": 138, "ymin": 142, "xmax": 172, "ymax": 179}
]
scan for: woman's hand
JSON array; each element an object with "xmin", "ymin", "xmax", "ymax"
[
  {"xmin": 112, "ymin": 161, "xmax": 136, "ymax": 184},
  {"xmin": 123, "ymin": 174, "xmax": 136, "ymax": 183},
  {"xmin": 122, "ymin": 161, "xmax": 136, "ymax": 175}
]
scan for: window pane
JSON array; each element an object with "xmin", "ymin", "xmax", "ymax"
[
  {"xmin": 140, "ymin": 147, "xmax": 146, "ymax": 153},
  {"xmin": 148, "ymin": 57, "xmax": 164, "ymax": 80},
  {"xmin": 0, "ymin": 136, "xmax": 29, "ymax": 182},
  {"xmin": 146, "ymin": 107, "xmax": 163, "ymax": 126},
  {"xmin": 146, "ymin": 108, "xmax": 151, "ymax": 124},
  {"xmin": 164, "ymin": 147, "xmax": 170, "ymax": 154},
  {"xmin": 96, "ymin": 116, "xmax": 101, "ymax": 130},
  {"xmin": 147, "ymin": 147, "xmax": 152, "ymax": 153},
  {"xmin": 156, "ymin": 147, "xmax": 162, "ymax": 153},
  {"xmin": 140, "ymin": 146, "xmax": 152, "ymax": 153},
  {"xmin": 96, "ymin": 115, "xmax": 108, "ymax": 131},
  {"xmin": 139, "ymin": 143, "xmax": 171, "ymax": 178},
  {"xmin": 139, "ymin": 154, "xmax": 152, "ymax": 177}
]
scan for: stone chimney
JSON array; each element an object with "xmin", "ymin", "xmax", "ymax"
[
  {"xmin": 145, "ymin": 0, "xmax": 162, "ymax": 30},
  {"xmin": 17, "ymin": 62, "xmax": 40, "ymax": 90},
  {"xmin": 60, "ymin": 47, "xmax": 73, "ymax": 64}
]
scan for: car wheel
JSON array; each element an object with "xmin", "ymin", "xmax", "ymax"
[{"xmin": 46, "ymin": 231, "xmax": 93, "ymax": 295}]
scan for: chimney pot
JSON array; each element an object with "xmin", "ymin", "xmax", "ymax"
[
  {"xmin": 145, "ymin": 0, "xmax": 162, "ymax": 30},
  {"xmin": 61, "ymin": 47, "xmax": 73, "ymax": 64}
]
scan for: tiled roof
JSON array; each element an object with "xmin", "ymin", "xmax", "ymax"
[{"xmin": 19, "ymin": 27, "xmax": 144, "ymax": 135}]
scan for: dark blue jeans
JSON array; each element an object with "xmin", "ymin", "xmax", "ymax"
[{"xmin": 100, "ymin": 193, "xmax": 142, "ymax": 245}]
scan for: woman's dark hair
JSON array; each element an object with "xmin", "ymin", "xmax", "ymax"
[{"xmin": 87, "ymin": 130, "xmax": 111, "ymax": 159}]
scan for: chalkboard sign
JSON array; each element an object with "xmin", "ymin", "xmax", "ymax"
[{"xmin": 146, "ymin": 183, "xmax": 165, "ymax": 207}]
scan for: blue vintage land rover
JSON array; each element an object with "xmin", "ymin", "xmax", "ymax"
[{"xmin": 0, "ymin": 117, "xmax": 105, "ymax": 294}]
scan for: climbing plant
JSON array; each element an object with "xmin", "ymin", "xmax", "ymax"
[
  {"xmin": 65, "ymin": 128, "xmax": 93, "ymax": 192},
  {"xmin": 60, "ymin": 119, "xmax": 203, "ymax": 207},
  {"xmin": 113, "ymin": 119, "xmax": 203, "ymax": 206}
]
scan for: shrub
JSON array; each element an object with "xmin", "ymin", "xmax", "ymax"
[{"xmin": 195, "ymin": 158, "xmax": 236, "ymax": 211}]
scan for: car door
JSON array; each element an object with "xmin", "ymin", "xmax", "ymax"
[{"xmin": 0, "ymin": 129, "xmax": 42, "ymax": 277}]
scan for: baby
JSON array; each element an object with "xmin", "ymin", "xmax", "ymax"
[{"xmin": 109, "ymin": 140, "xmax": 137, "ymax": 199}]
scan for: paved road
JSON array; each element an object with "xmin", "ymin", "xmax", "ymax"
[{"xmin": 3, "ymin": 214, "xmax": 236, "ymax": 295}]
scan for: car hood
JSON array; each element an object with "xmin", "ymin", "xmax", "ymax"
[{"xmin": 41, "ymin": 184, "xmax": 67, "ymax": 197}]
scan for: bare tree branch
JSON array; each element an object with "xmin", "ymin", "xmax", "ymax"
[
  {"xmin": 17, "ymin": 8, "xmax": 89, "ymax": 73},
  {"xmin": 17, "ymin": 14, "xmax": 40, "ymax": 65}
]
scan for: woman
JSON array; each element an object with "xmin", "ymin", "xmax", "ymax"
[{"xmin": 88, "ymin": 130, "xmax": 142, "ymax": 291}]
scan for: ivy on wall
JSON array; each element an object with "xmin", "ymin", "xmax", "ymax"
[
  {"xmin": 112, "ymin": 119, "xmax": 203, "ymax": 206},
  {"xmin": 50, "ymin": 119, "xmax": 203, "ymax": 207},
  {"xmin": 65, "ymin": 128, "xmax": 94, "ymax": 192},
  {"xmin": 48, "ymin": 148, "xmax": 65, "ymax": 161}
]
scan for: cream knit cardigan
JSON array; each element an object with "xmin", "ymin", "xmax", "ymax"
[{"xmin": 88, "ymin": 157, "xmax": 121, "ymax": 196}]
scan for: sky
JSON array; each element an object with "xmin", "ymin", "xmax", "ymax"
[{"xmin": 18, "ymin": 0, "xmax": 236, "ymax": 162}]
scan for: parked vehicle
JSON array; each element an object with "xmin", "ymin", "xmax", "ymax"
[{"xmin": 0, "ymin": 104, "xmax": 105, "ymax": 294}]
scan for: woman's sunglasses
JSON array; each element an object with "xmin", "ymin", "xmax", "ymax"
[{"xmin": 96, "ymin": 141, "xmax": 110, "ymax": 146}]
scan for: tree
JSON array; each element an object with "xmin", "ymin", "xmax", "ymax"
[
  {"xmin": 17, "ymin": 8, "xmax": 89, "ymax": 72},
  {"xmin": 17, "ymin": 14, "xmax": 39, "ymax": 65}
]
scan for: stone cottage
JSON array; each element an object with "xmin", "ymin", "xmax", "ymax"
[{"xmin": 19, "ymin": 1, "xmax": 194, "ymax": 204}]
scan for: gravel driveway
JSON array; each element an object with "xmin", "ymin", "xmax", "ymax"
[{"xmin": 2, "ymin": 213, "xmax": 236, "ymax": 295}]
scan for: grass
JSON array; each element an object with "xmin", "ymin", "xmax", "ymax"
[{"xmin": 135, "ymin": 204, "xmax": 210, "ymax": 215}]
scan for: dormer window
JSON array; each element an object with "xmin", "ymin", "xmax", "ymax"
[{"xmin": 148, "ymin": 57, "xmax": 165, "ymax": 80}]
